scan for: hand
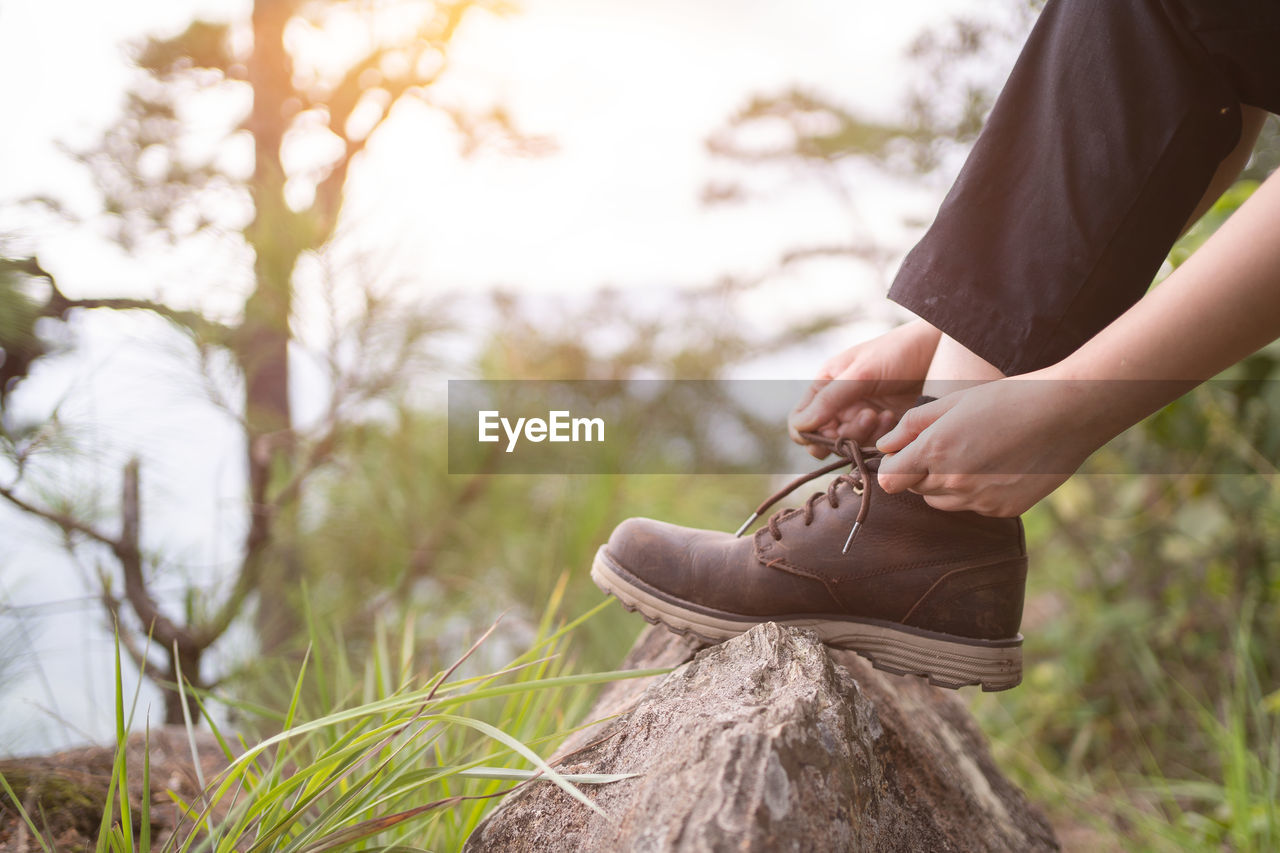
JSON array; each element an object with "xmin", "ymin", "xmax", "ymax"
[
  {"xmin": 875, "ymin": 377, "xmax": 1110, "ymax": 516},
  {"xmin": 789, "ymin": 320, "xmax": 941, "ymax": 458}
]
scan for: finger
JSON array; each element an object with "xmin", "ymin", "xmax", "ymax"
[
  {"xmin": 869, "ymin": 409, "xmax": 898, "ymax": 443},
  {"xmin": 876, "ymin": 397, "xmax": 953, "ymax": 453},
  {"xmin": 788, "ymin": 378, "xmax": 832, "ymax": 443},
  {"xmin": 922, "ymin": 491, "xmax": 1014, "ymax": 516},
  {"xmin": 876, "ymin": 449, "xmax": 928, "ymax": 494},
  {"xmin": 834, "ymin": 408, "xmax": 876, "ymax": 444},
  {"xmin": 790, "ymin": 376, "xmax": 828, "ymax": 418},
  {"xmin": 906, "ymin": 474, "xmax": 958, "ymax": 496},
  {"xmin": 791, "ymin": 370, "xmax": 873, "ymax": 435},
  {"xmin": 815, "ymin": 347, "xmax": 861, "ymax": 383},
  {"xmin": 788, "ymin": 414, "xmax": 808, "ymax": 445},
  {"xmin": 799, "ymin": 422, "xmax": 837, "ymax": 458},
  {"xmin": 787, "ymin": 419, "xmax": 805, "ymax": 445},
  {"xmin": 922, "ymin": 493, "xmax": 974, "ymax": 513},
  {"xmin": 807, "ymin": 426, "xmax": 835, "ymax": 458}
]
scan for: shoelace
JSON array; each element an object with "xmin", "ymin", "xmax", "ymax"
[{"xmin": 733, "ymin": 432, "xmax": 874, "ymax": 554}]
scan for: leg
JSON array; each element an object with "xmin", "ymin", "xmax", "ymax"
[
  {"xmin": 922, "ymin": 335, "xmax": 1005, "ymax": 398},
  {"xmin": 919, "ymin": 104, "xmax": 1262, "ymax": 400},
  {"xmin": 889, "ymin": 0, "xmax": 1251, "ymax": 376}
]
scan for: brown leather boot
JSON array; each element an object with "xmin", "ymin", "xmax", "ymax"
[{"xmin": 592, "ymin": 434, "xmax": 1027, "ymax": 690}]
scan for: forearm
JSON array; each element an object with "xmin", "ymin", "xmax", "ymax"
[{"xmin": 1047, "ymin": 167, "xmax": 1280, "ymax": 438}]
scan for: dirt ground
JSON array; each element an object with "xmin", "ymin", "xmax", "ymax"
[{"xmin": 0, "ymin": 727, "xmax": 230, "ymax": 852}]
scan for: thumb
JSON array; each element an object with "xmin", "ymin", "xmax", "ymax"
[{"xmin": 876, "ymin": 396, "xmax": 950, "ymax": 453}]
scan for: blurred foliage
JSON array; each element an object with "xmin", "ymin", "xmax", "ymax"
[
  {"xmin": 0, "ymin": 269, "xmax": 40, "ymax": 354},
  {"xmin": 257, "ymin": 283, "xmax": 793, "ymax": 685},
  {"xmin": 277, "ymin": 408, "xmax": 752, "ymax": 677},
  {"xmin": 3, "ymin": 1, "xmax": 1279, "ymax": 848},
  {"xmin": 972, "ymin": 179, "xmax": 1280, "ymax": 849},
  {"xmin": 698, "ymin": 2, "xmax": 1045, "ymax": 359},
  {"xmin": 705, "ymin": 5, "xmax": 1039, "ymax": 199},
  {"xmin": 1241, "ymin": 113, "xmax": 1280, "ymax": 183},
  {"xmin": 0, "ymin": 257, "xmax": 55, "ymax": 406},
  {"xmin": 480, "ymin": 285, "xmax": 843, "ymax": 381}
]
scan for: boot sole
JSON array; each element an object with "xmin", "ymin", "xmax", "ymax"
[{"xmin": 592, "ymin": 546, "xmax": 1022, "ymax": 692}]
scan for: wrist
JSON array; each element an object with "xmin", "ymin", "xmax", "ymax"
[
  {"xmin": 1035, "ymin": 360, "xmax": 1163, "ymax": 449},
  {"xmin": 905, "ymin": 318, "xmax": 944, "ymax": 346}
]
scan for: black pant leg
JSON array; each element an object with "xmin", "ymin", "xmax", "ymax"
[{"xmin": 887, "ymin": 0, "xmax": 1244, "ymax": 375}]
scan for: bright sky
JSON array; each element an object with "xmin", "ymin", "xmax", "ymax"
[
  {"xmin": 3, "ymin": 0, "xmax": 979, "ymax": 315},
  {"xmin": 0, "ymin": 0, "xmax": 1002, "ymax": 752}
]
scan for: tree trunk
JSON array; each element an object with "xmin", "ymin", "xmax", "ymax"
[
  {"xmin": 466, "ymin": 623, "xmax": 1059, "ymax": 852},
  {"xmin": 241, "ymin": 0, "xmax": 305, "ymax": 655}
]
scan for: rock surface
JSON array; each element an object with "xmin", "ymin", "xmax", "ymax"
[{"xmin": 466, "ymin": 623, "xmax": 1058, "ymax": 852}]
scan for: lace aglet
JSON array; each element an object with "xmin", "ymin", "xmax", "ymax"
[
  {"xmin": 841, "ymin": 521, "xmax": 861, "ymax": 554},
  {"xmin": 733, "ymin": 512, "xmax": 759, "ymax": 538}
]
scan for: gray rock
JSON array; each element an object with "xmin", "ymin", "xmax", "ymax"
[{"xmin": 466, "ymin": 623, "xmax": 1058, "ymax": 852}]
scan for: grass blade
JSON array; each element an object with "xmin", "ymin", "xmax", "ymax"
[
  {"xmin": 0, "ymin": 772, "xmax": 56, "ymax": 853},
  {"xmin": 141, "ymin": 725, "xmax": 152, "ymax": 852},
  {"xmin": 437, "ymin": 765, "xmax": 638, "ymax": 784},
  {"xmin": 432, "ymin": 713, "xmax": 603, "ymax": 815},
  {"xmin": 296, "ymin": 789, "xmax": 518, "ymax": 853}
]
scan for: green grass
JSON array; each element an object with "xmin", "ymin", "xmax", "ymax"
[
  {"xmin": 975, "ymin": 613, "xmax": 1278, "ymax": 851},
  {"xmin": 974, "ymin": 499, "xmax": 1280, "ymax": 852},
  {"xmin": 1, "ymin": 581, "xmax": 665, "ymax": 851},
  {"xmin": 965, "ymin": 357, "xmax": 1280, "ymax": 852}
]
